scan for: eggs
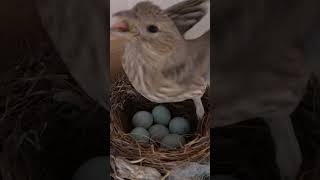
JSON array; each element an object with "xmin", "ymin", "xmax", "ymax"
[
  {"xmin": 129, "ymin": 105, "xmax": 192, "ymax": 149},
  {"xmin": 152, "ymin": 105, "xmax": 171, "ymax": 125},
  {"xmin": 130, "ymin": 127, "xmax": 150, "ymax": 143},
  {"xmin": 161, "ymin": 134, "xmax": 186, "ymax": 149},
  {"xmin": 169, "ymin": 117, "xmax": 190, "ymax": 135},
  {"xmin": 149, "ymin": 124, "xmax": 169, "ymax": 141},
  {"xmin": 72, "ymin": 156, "xmax": 109, "ymax": 180},
  {"xmin": 132, "ymin": 111, "xmax": 153, "ymax": 129}
]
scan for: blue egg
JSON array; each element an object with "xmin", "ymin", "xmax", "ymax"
[
  {"xmin": 130, "ymin": 127, "xmax": 150, "ymax": 143},
  {"xmin": 152, "ymin": 105, "xmax": 171, "ymax": 125},
  {"xmin": 149, "ymin": 124, "xmax": 169, "ymax": 141},
  {"xmin": 132, "ymin": 111, "xmax": 153, "ymax": 129},
  {"xmin": 169, "ymin": 117, "xmax": 190, "ymax": 135},
  {"xmin": 161, "ymin": 134, "xmax": 186, "ymax": 149}
]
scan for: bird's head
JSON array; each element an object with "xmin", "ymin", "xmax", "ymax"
[{"xmin": 111, "ymin": 1, "xmax": 182, "ymax": 46}]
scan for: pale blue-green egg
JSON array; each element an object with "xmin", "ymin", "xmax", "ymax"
[
  {"xmin": 72, "ymin": 156, "xmax": 109, "ymax": 180},
  {"xmin": 169, "ymin": 117, "xmax": 191, "ymax": 135},
  {"xmin": 132, "ymin": 111, "xmax": 153, "ymax": 129},
  {"xmin": 152, "ymin": 105, "xmax": 171, "ymax": 125},
  {"xmin": 149, "ymin": 124, "xmax": 169, "ymax": 141},
  {"xmin": 130, "ymin": 127, "xmax": 150, "ymax": 143},
  {"xmin": 161, "ymin": 134, "xmax": 186, "ymax": 149}
]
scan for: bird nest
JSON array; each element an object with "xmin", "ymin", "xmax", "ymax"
[{"xmin": 110, "ymin": 74, "xmax": 210, "ymax": 177}]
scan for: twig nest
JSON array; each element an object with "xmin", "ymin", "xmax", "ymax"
[{"xmin": 110, "ymin": 74, "xmax": 210, "ymax": 176}]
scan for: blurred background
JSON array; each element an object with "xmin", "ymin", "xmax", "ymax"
[{"xmin": 0, "ymin": 1, "xmax": 108, "ymax": 180}]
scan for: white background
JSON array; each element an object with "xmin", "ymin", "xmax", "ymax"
[{"xmin": 110, "ymin": 0, "xmax": 210, "ymax": 39}]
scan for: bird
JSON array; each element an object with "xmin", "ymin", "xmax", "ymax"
[{"xmin": 110, "ymin": 0, "xmax": 210, "ymax": 120}]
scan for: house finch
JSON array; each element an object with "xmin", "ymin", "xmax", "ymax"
[{"xmin": 111, "ymin": 0, "xmax": 210, "ymax": 120}]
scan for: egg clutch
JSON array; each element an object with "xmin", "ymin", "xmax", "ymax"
[{"xmin": 129, "ymin": 105, "xmax": 191, "ymax": 149}]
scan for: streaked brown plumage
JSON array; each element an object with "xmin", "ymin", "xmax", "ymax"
[{"xmin": 111, "ymin": 0, "xmax": 209, "ymax": 120}]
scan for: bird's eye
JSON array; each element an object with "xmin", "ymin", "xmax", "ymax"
[{"xmin": 147, "ymin": 25, "xmax": 159, "ymax": 33}]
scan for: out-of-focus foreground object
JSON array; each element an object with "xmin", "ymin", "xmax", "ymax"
[{"xmin": 72, "ymin": 156, "xmax": 109, "ymax": 180}]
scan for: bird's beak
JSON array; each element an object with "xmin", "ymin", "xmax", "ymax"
[
  {"xmin": 110, "ymin": 10, "xmax": 138, "ymax": 39},
  {"xmin": 110, "ymin": 19, "xmax": 129, "ymax": 33}
]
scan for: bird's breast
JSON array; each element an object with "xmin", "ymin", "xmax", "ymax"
[
  {"xmin": 123, "ymin": 61, "xmax": 205, "ymax": 103},
  {"xmin": 123, "ymin": 43, "xmax": 206, "ymax": 103}
]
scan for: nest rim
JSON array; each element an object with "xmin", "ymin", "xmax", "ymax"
[{"xmin": 110, "ymin": 74, "xmax": 210, "ymax": 174}]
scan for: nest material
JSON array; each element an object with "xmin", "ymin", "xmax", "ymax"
[{"xmin": 110, "ymin": 74, "xmax": 210, "ymax": 176}]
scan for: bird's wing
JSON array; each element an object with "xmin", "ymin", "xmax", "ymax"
[
  {"xmin": 35, "ymin": 0, "xmax": 108, "ymax": 110},
  {"xmin": 165, "ymin": 0, "xmax": 209, "ymax": 35},
  {"xmin": 162, "ymin": 31, "xmax": 210, "ymax": 86}
]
